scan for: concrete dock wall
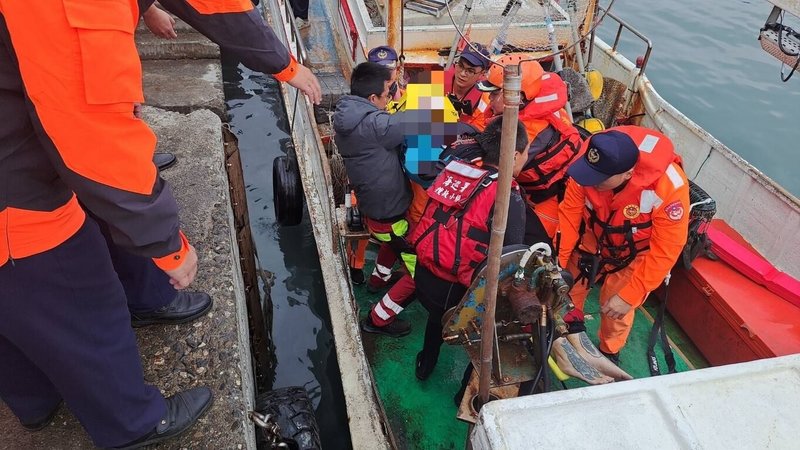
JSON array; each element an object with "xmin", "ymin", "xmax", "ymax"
[{"xmin": 0, "ymin": 16, "xmax": 257, "ymax": 450}]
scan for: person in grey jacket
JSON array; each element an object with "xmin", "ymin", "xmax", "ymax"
[{"xmin": 333, "ymin": 62, "xmax": 417, "ymax": 338}]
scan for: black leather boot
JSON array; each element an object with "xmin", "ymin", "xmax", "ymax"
[
  {"xmin": 113, "ymin": 387, "xmax": 213, "ymax": 449},
  {"xmin": 153, "ymin": 152, "xmax": 177, "ymax": 171},
  {"xmin": 130, "ymin": 292, "xmax": 212, "ymax": 327},
  {"xmin": 20, "ymin": 400, "xmax": 62, "ymax": 432}
]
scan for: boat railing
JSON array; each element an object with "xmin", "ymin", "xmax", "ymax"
[
  {"xmin": 280, "ymin": 0, "xmax": 309, "ymax": 64},
  {"xmin": 584, "ymin": 16, "xmax": 800, "ymax": 279},
  {"xmin": 588, "ymin": 6, "xmax": 652, "ymax": 81}
]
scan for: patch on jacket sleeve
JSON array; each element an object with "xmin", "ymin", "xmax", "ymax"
[{"xmin": 664, "ymin": 200, "xmax": 685, "ymax": 221}]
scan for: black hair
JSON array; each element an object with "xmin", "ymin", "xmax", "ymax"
[
  {"xmin": 350, "ymin": 62, "xmax": 392, "ymax": 99},
  {"xmin": 478, "ymin": 116, "xmax": 528, "ymax": 166}
]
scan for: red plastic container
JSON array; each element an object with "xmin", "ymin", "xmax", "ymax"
[{"xmin": 668, "ymin": 245, "xmax": 800, "ymax": 366}]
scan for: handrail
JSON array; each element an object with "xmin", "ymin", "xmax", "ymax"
[
  {"xmin": 281, "ymin": 0, "xmax": 309, "ymax": 64},
  {"xmin": 588, "ymin": 5, "xmax": 652, "ymax": 77}
]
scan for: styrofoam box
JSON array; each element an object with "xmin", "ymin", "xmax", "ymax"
[{"xmin": 472, "ymin": 354, "xmax": 800, "ymax": 449}]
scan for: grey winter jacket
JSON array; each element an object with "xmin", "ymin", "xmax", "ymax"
[{"xmin": 333, "ymin": 95, "xmax": 412, "ymax": 221}]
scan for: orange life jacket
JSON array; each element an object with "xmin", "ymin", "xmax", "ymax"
[
  {"xmin": 515, "ymin": 73, "xmax": 584, "ymax": 203},
  {"xmin": 580, "ymin": 126, "xmax": 686, "ymax": 270}
]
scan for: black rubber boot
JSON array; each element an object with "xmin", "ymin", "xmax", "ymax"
[
  {"xmin": 360, "ymin": 316, "xmax": 411, "ymax": 338},
  {"xmin": 349, "ymin": 267, "xmax": 365, "ymax": 285},
  {"xmin": 453, "ymin": 364, "xmax": 474, "ymax": 407},
  {"xmin": 415, "ymin": 352, "xmax": 435, "ymax": 381}
]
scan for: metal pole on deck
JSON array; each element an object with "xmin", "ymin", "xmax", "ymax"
[
  {"xmin": 386, "ymin": 0, "xmax": 403, "ymax": 51},
  {"xmin": 478, "ymin": 64, "xmax": 521, "ymax": 407},
  {"xmin": 543, "ymin": 0, "xmax": 573, "ymax": 121},
  {"xmin": 445, "ymin": 0, "xmax": 476, "ymax": 69}
]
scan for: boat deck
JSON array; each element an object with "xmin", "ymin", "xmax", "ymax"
[{"xmin": 356, "ymin": 246, "xmax": 707, "ymax": 449}]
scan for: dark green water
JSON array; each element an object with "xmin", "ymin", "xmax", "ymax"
[
  {"xmin": 600, "ymin": 0, "xmax": 800, "ymax": 196},
  {"xmin": 221, "ymin": 58, "xmax": 352, "ymax": 449}
]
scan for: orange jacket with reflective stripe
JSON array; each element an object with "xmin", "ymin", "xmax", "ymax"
[
  {"xmin": 515, "ymin": 73, "xmax": 584, "ymax": 200},
  {"xmin": 558, "ymin": 126, "xmax": 690, "ymax": 306},
  {"xmin": 0, "ymin": 1, "xmax": 188, "ymax": 268}
]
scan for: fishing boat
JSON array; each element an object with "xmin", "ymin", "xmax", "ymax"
[{"xmin": 261, "ymin": 0, "xmax": 800, "ymax": 447}]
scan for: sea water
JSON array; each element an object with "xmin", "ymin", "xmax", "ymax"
[
  {"xmin": 602, "ymin": 0, "xmax": 800, "ymax": 197},
  {"xmin": 221, "ymin": 59, "xmax": 352, "ymax": 449}
]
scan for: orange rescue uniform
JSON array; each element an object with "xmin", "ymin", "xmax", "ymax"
[
  {"xmin": 515, "ymin": 72, "xmax": 584, "ymax": 238},
  {"xmin": 0, "ymin": 0, "xmax": 300, "ymax": 269},
  {"xmin": 479, "ymin": 71, "xmax": 583, "ymax": 238},
  {"xmin": 558, "ymin": 126, "xmax": 690, "ymax": 353}
]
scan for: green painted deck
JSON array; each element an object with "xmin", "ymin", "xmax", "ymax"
[{"xmin": 356, "ymin": 252, "xmax": 708, "ymax": 449}]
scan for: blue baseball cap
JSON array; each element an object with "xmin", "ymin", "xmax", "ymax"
[
  {"xmin": 458, "ymin": 43, "xmax": 490, "ymax": 70},
  {"xmin": 368, "ymin": 46, "xmax": 398, "ymax": 68},
  {"xmin": 568, "ymin": 130, "xmax": 640, "ymax": 186}
]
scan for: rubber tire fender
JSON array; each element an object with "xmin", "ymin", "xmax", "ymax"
[
  {"xmin": 254, "ymin": 386, "xmax": 321, "ymax": 450},
  {"xmin": 273, "ymin": 154, "xmax": 304, "ymax": 226}
]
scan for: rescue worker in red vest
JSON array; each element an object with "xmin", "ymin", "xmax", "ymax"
[
  {"xmin": 558, "ymin": 126, "xmax": 690, "ymax": 363},
  {"xmin": 476, "ymin": 55, "xmax": 584, "ymax": 241},
  {"xmin": 0, "ymin": 2, "xmax": 214, "ymax": 447},
  {"xmin": 444, "ymin": 43, "xmax": 490, "ymax": 131},
  {"xmin": 410, "ymin": 116, "xmax": 529, "ymax": 380}
]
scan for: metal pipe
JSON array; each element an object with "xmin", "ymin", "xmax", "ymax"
[
  {"xmin": 387, "ymin": 0, "xmax": 403, "ymax": 51},
  {"xmin": 445, "ymin": 0, "xmax": 476, "ymax": 69},
  {"xmin": 498, "ymin": 333, "xmax": 535, "ymax": 342},
  {"xmin": 489, "ymin": 0, "xmax": 522, "ymax": 56},
  {"xmin": 598, "ymin": 6, "xmax": 653, "ymax": 77},
  {"xmin": 543, "ymin": 0, "xmax": 573, "ymax": 121},
  {"xmin": 281, "ymin": 0, "xmax": 308, "ymax": 63},
  {"xmin": 478, "ymin": 64, "xmax": 521, "ymax": 408},
  {"xmin": 569, "ymin": 8, "xmax": 586, "ymax": 73},
  {"xmin": 539, "ymin": 305, "xmax": 549, "ymax": 392}
]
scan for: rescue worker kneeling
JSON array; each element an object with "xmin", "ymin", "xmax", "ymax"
[
  {"xmin": 410, "ymin": 117, "xmax": 529, "ymax": 380},
  {"xmin": 558, "ymin": 126, "xmax": 690, "ymax": 363}
]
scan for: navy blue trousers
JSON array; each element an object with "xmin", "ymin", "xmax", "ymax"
[
  {"xmin": 0, "ymin": 218, "xmax": 166, "ymax": 447},
  {"xmin": 91, "ymin": 212, "xmax": 176, "ymax": 314},
  {"xmin": 289, "ymin": 0, "xmax": 309, "ymax": 19}
]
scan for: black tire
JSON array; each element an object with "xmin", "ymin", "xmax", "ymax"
[
  {"xmin": 254, "ymin": 386, "xmax": 321, "ymax": 450},
  {"xmin": 273, "ymin": 155, "xmax": 304, "ymax": 226}
]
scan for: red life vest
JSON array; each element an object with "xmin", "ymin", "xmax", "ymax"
[
  {"xmin": 410, "ymin": 160, "xmax": 515, "ymax": 286},
  {"xmin": 515, "ymin": 73, "xmax": 584, "ymax": 203},
  {"xmin": 581, "ymin": 126, "xmax": 686, "ymax": 270},
  {"xmin": 444, "ymin": 65, "xmax": 485, "ymax": 128}
]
